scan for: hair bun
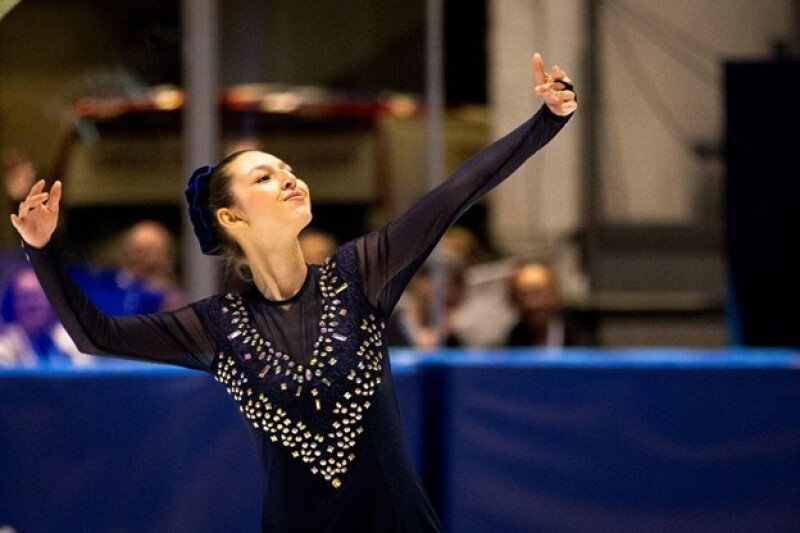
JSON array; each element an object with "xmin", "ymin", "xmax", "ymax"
[{"xmin": 185, "ymin": 165, "xmax": 223, "ymax": 255}]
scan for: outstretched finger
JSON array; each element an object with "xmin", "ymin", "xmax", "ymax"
[
  {"xmin": 46, "ymin": 180, "xmax": 62, "ymax": 212},
  {"xmin": 532, "ymin": 53, "xmax": 547, "ymax": 85},
  {"xmin": 29, "ymin": 178, "xmax": 46, "ymax": 197}
]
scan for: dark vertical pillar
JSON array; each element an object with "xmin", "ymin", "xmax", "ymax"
[{"xmin": 725, "ymin": 60, "xmax": 800, "ymax": 347}]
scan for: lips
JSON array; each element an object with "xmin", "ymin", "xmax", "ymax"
[{"xmin": 284, "ymin": 191, "xmax": 304, "ymax": 201}]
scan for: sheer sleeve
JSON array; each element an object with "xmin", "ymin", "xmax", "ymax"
[
  {"xmin": 355, "ymin": 103, "xmax": 573, "ymax": 316},
  {"xmin": 20, "ymin": 232, "xmax": 216, "ymax": 371}
]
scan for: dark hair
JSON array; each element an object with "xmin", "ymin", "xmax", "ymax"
[{"xmin": 207, "ymin": 149, "xmax": 258, "ymax": 282}]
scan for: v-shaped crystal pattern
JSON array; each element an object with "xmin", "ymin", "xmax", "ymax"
[{"xmin": 212, "ymin": 254, "xmax": 385, "ymax": 489}]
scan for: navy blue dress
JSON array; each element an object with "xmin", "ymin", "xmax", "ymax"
[{"xmin": 22, "ymin": 104, "xmax": 572, "ymax": 532}]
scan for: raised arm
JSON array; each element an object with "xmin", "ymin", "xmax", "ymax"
[
  {"xmin": 11, "ymin": 180, "xmax": 215, "ymax": 371},
  {"xmin": 355, "ymin": 53, "xmax": 577, "ymax": 317}
]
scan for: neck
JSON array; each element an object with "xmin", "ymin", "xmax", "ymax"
[{"xmin": 244, "ymin": 234, "xmax": 308, "ymax": 302}]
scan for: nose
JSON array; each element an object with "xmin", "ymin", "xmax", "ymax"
[{"xmin": 280, "ymin": 170, "xmax": 298, "ymax": 190}]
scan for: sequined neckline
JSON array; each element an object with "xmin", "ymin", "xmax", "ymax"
[
  {"xmin": 224, "ymin": 258, "xmax": 350, "ymax": 384},
  {"xmin": 245, "ymin": 263, "xmax": 314, "ymax": 306},
  {"xmin": 214, "ymin": 247, "xmax": 385, "ymax": 489}
]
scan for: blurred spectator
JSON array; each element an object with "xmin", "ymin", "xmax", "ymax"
[
  {"xmin": 1, "ymin": 150, "xmax": 177, "ymax": 317},
  {"xmin": 28, "ymin": 231, "xmax": 170, "ymax": 318},
  {"xmin": 106, "ymin": 220, "xmax": 189, "ymax": 311},
  {"xmin": 1, "ymin": 147, "xmax": 37, "ymax": 280},
  {"xmin": 439, "ymin": 225, "xmax": 480, "ymax": 266},
  {"xmin": 504, "ymin": 260, "xmax": 595, "ymax": 348},
  {"xmin": 2, "ymin": 147, "xmax": 36, "ymax": 202},
  {"xmin": 0, "ymin": 149, "xmax": 176, "ymax": 353},
  {"xmin": 0, "ymin": 264, "xmax": 90, "ymax": 366},
  {"xmin": 299, "ymin": 227, "xmax": 338, "ymax": 265},
  {"xmin": 387, "ymin": 250, "xmax": 466, "ymax": 349}
]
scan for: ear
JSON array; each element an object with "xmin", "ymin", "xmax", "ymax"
[{"xmin": 217, "ymin": 207, "xmax": 248, "ymax": 229}]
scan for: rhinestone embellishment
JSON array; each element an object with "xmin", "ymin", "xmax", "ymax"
[{"xmin": 213, "ymin": 252, "xmax": 385, "ymax": 488}]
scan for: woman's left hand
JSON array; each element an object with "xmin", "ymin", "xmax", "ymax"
[{"xmin": 532, "ymin": 52, "xmax": 577, "ymax": 116}]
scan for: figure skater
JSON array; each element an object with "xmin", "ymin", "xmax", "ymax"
[{"xmin": 11, "ymin": 52, "xmax": 576, "ymax": 532}]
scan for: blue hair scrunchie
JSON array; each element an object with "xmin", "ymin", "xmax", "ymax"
[{"xmin": 185, "ymin": 165, "xmax": 223, "ymax": 255}]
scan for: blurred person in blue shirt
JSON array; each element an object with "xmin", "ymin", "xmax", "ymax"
[
  {"xmin": 0, "ymin": 263, "xmax": 89, "ymax": 366},
  {"xmin": 106, "ymin": 220, "xmax": 190, "ymax": 312}
]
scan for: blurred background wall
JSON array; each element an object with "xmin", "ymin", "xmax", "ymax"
[{"xmin": 0, "ymin": 0, "xmax": 796, "ymax": 348}]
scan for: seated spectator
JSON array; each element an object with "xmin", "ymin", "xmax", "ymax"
[
  {"xmin": 18, "ymin": 227, "xmax": 169, "ymax": 318},
  {"xmin": 504, "ymin": 260, "xmax": 595, "ymax": 348},
  {"xmin": 387, "ymin": 250, "xmax": 466, "ymax": 349},
  {"xmin": 109, "ymin": 220, "xmax": 189, "ymax": 311},
  {"xmin": 299, "ymin": 227, "xmax": 338, "ymax": 265},
  {"xmin": 4, "ymin": 165, "xmax": 173, "ymax": 319},
  {"xmin": 438, "ymin": 225, "xmax": 492, "ymax": 266},
  {"xmin": 0, "ymin": 264, "xmax": 90, "ymax": 366}
]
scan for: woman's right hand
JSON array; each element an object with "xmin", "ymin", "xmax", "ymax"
[
  {"xmin": 10, "ymin": 178, "xmax": 62, "ymax": 249},
  {"xmin": 532, "ymin": 52, "xmax": 577, "ymax": 117}
]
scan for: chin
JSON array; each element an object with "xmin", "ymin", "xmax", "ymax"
[{"xmin": 296, "ymin": 209, "xmax": 313, "ymax": 227}]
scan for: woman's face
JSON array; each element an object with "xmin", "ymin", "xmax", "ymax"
[{"xmin": 221, "ymin": 151, "xmax": 312, "ymax": 240}]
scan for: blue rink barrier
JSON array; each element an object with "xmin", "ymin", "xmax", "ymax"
[
  {"xmin": 423, "ymin": 349, "xmax": 800, "ymax": 533},
  {"xmin": 0, "ymin": 359, "xmax": 425, "ymax": 532},
  {"xmin": 1, "ymin": 349, "xmax": 799, "ymax": 532}
]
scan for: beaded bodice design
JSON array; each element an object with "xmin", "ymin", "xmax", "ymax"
[{"xmin": 199, "ymin": 241, "xmax": 386, "ymax": 489}]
